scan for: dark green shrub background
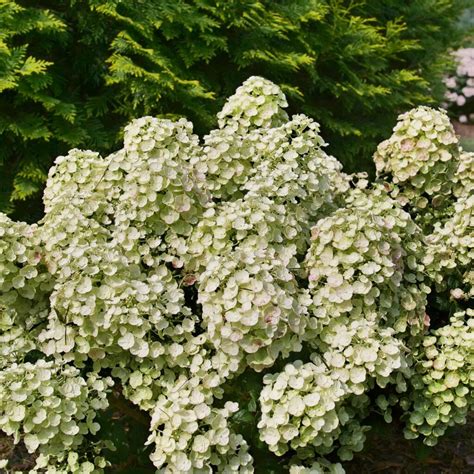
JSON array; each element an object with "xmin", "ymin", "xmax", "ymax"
[{"xmin": 0, "ymin": 0, "xmax": 467, "ymax": 220}]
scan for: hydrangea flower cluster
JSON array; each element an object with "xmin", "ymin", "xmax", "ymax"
[
  {"xmin": 401, "ymin": 310, "xmax": 474, "ymax": 445},
  {"xmin": 198, "ymin": 245, "xmax": 311, "ymax": 372},
  {"xmin": 0, "ymin": 360, "xmax": 112, "ymax": 463},
  {"xmin": 374, "ymin": 106, "xmax": 460, "ymax": 230},
  {"xmin": 373, "ymin": 106, "xmax": 473, "ymax": 307},
  {"xmin": 376, "ymin": 310, "xmax": 474, "ymax": 447},
  {"xmin": 0, "ymin": 77, "xmax": 472, "ymax": 473},
  {"xmin": 30, "ymin": 444, "xmax": 112, "ymax": 474},
  {"xmin": 425, "ymin": 194, "xmax": 474, "ymax": 298},
  {"xmin": 258, "ymin": 356, "xmax": 370, "ymax": 461},
  {"xmin": 201, "ymin": 77, "xmax": 288, "ymax": 200},
  {"xmin": 0, "ymin": 215, "xmax": 53, "ymax": 367},
  {"xmin": 444, "ymin": 48, "xmax": 474, "ymax": 124},
  {"xmin": 217, "ymin": 77, "xmax": 289, "ymax": 131},
  {"xmin": 454, "ymin": 150, "xmax": 474, "ymax": 199},
  {"xmin": 289, "ymin": 459, "xmax": 345, "ymax": 474},
  {"xmin": 305, "ymin": 186, "xmax": 429, "ymax": 337},
  {"xmin": 147, "ymin": 387, "xmax": 253, "ymax": 472}
]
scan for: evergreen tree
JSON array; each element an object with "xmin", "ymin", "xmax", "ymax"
[{"xmin": 0, "ymin": 0, "xmax": 467, "ymax": 218}]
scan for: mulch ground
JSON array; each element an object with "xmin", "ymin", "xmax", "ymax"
[{"xmin": 346, "ymin": 414, "xmax": 474, "ymax": 474}]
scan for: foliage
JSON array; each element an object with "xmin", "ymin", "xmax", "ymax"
[
  {"xmin": 0, "ymin": 0, "xmax": 467, "ymax": 217},
  {"xmin": 0, "ymin": 78, "xmax": 473, "ymax": 473}
]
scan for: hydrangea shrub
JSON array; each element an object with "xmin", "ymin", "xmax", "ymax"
[{"xmin": 0, "ymin": 77, "xmax": 472, "ymax": 473}]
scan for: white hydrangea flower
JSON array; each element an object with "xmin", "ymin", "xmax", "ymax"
[
  {"xmin": 147, "ymin": 377, "xmax": 253, "ymax": 473},
  {"xmin": 1, "ymin": 77, "xmax": 471, "ymax": 472},
  {"xmin": 28, "ymin": 442, "xmax": 112, "ymax": 474},
  {"xmin": 444, "ymin": 48, "xmax": 474, "ymax": 123},
  {"xmin": 217, "ymin": 76, "xmax": 289, "ymax": 131},
  {"xmin": 290, "ymin": 459, "xmax": 345, "ymax": 473},
  {"xmin": 305, "ymin": 187, "xmax": 429, "ymax": 337},
  {"xmin": 0, "ymin": 360, "xmax": 112, "ymax": 457},
  {"xmin": 0, "ymin": 215, "xmax": 53, "ymax": 368},
  {"xmin": 258, "ymin": 356, "xmax": 370, "ymax": 461},
  {"xmin": 198, "ymin": 244, "xmax": 311, "ymax": 372},
  {"xmin": 401, "ymin": 310, "xmax": 474, "ymax": 446},
  {"xmin": 425, "ymin": 194, "xmax": 474, "ymax": 297},
  {"xmin": 454, "ymin": 151, "xmax": 474, "ymax": 199},
  {"xmin": 374, "ymin": 106, "xmax": 460, "ymax": 229}
]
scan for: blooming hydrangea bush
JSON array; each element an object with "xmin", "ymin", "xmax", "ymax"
[{"xmin": 0, "ymin": 77, "xmax": 472, "ymax": 473}]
